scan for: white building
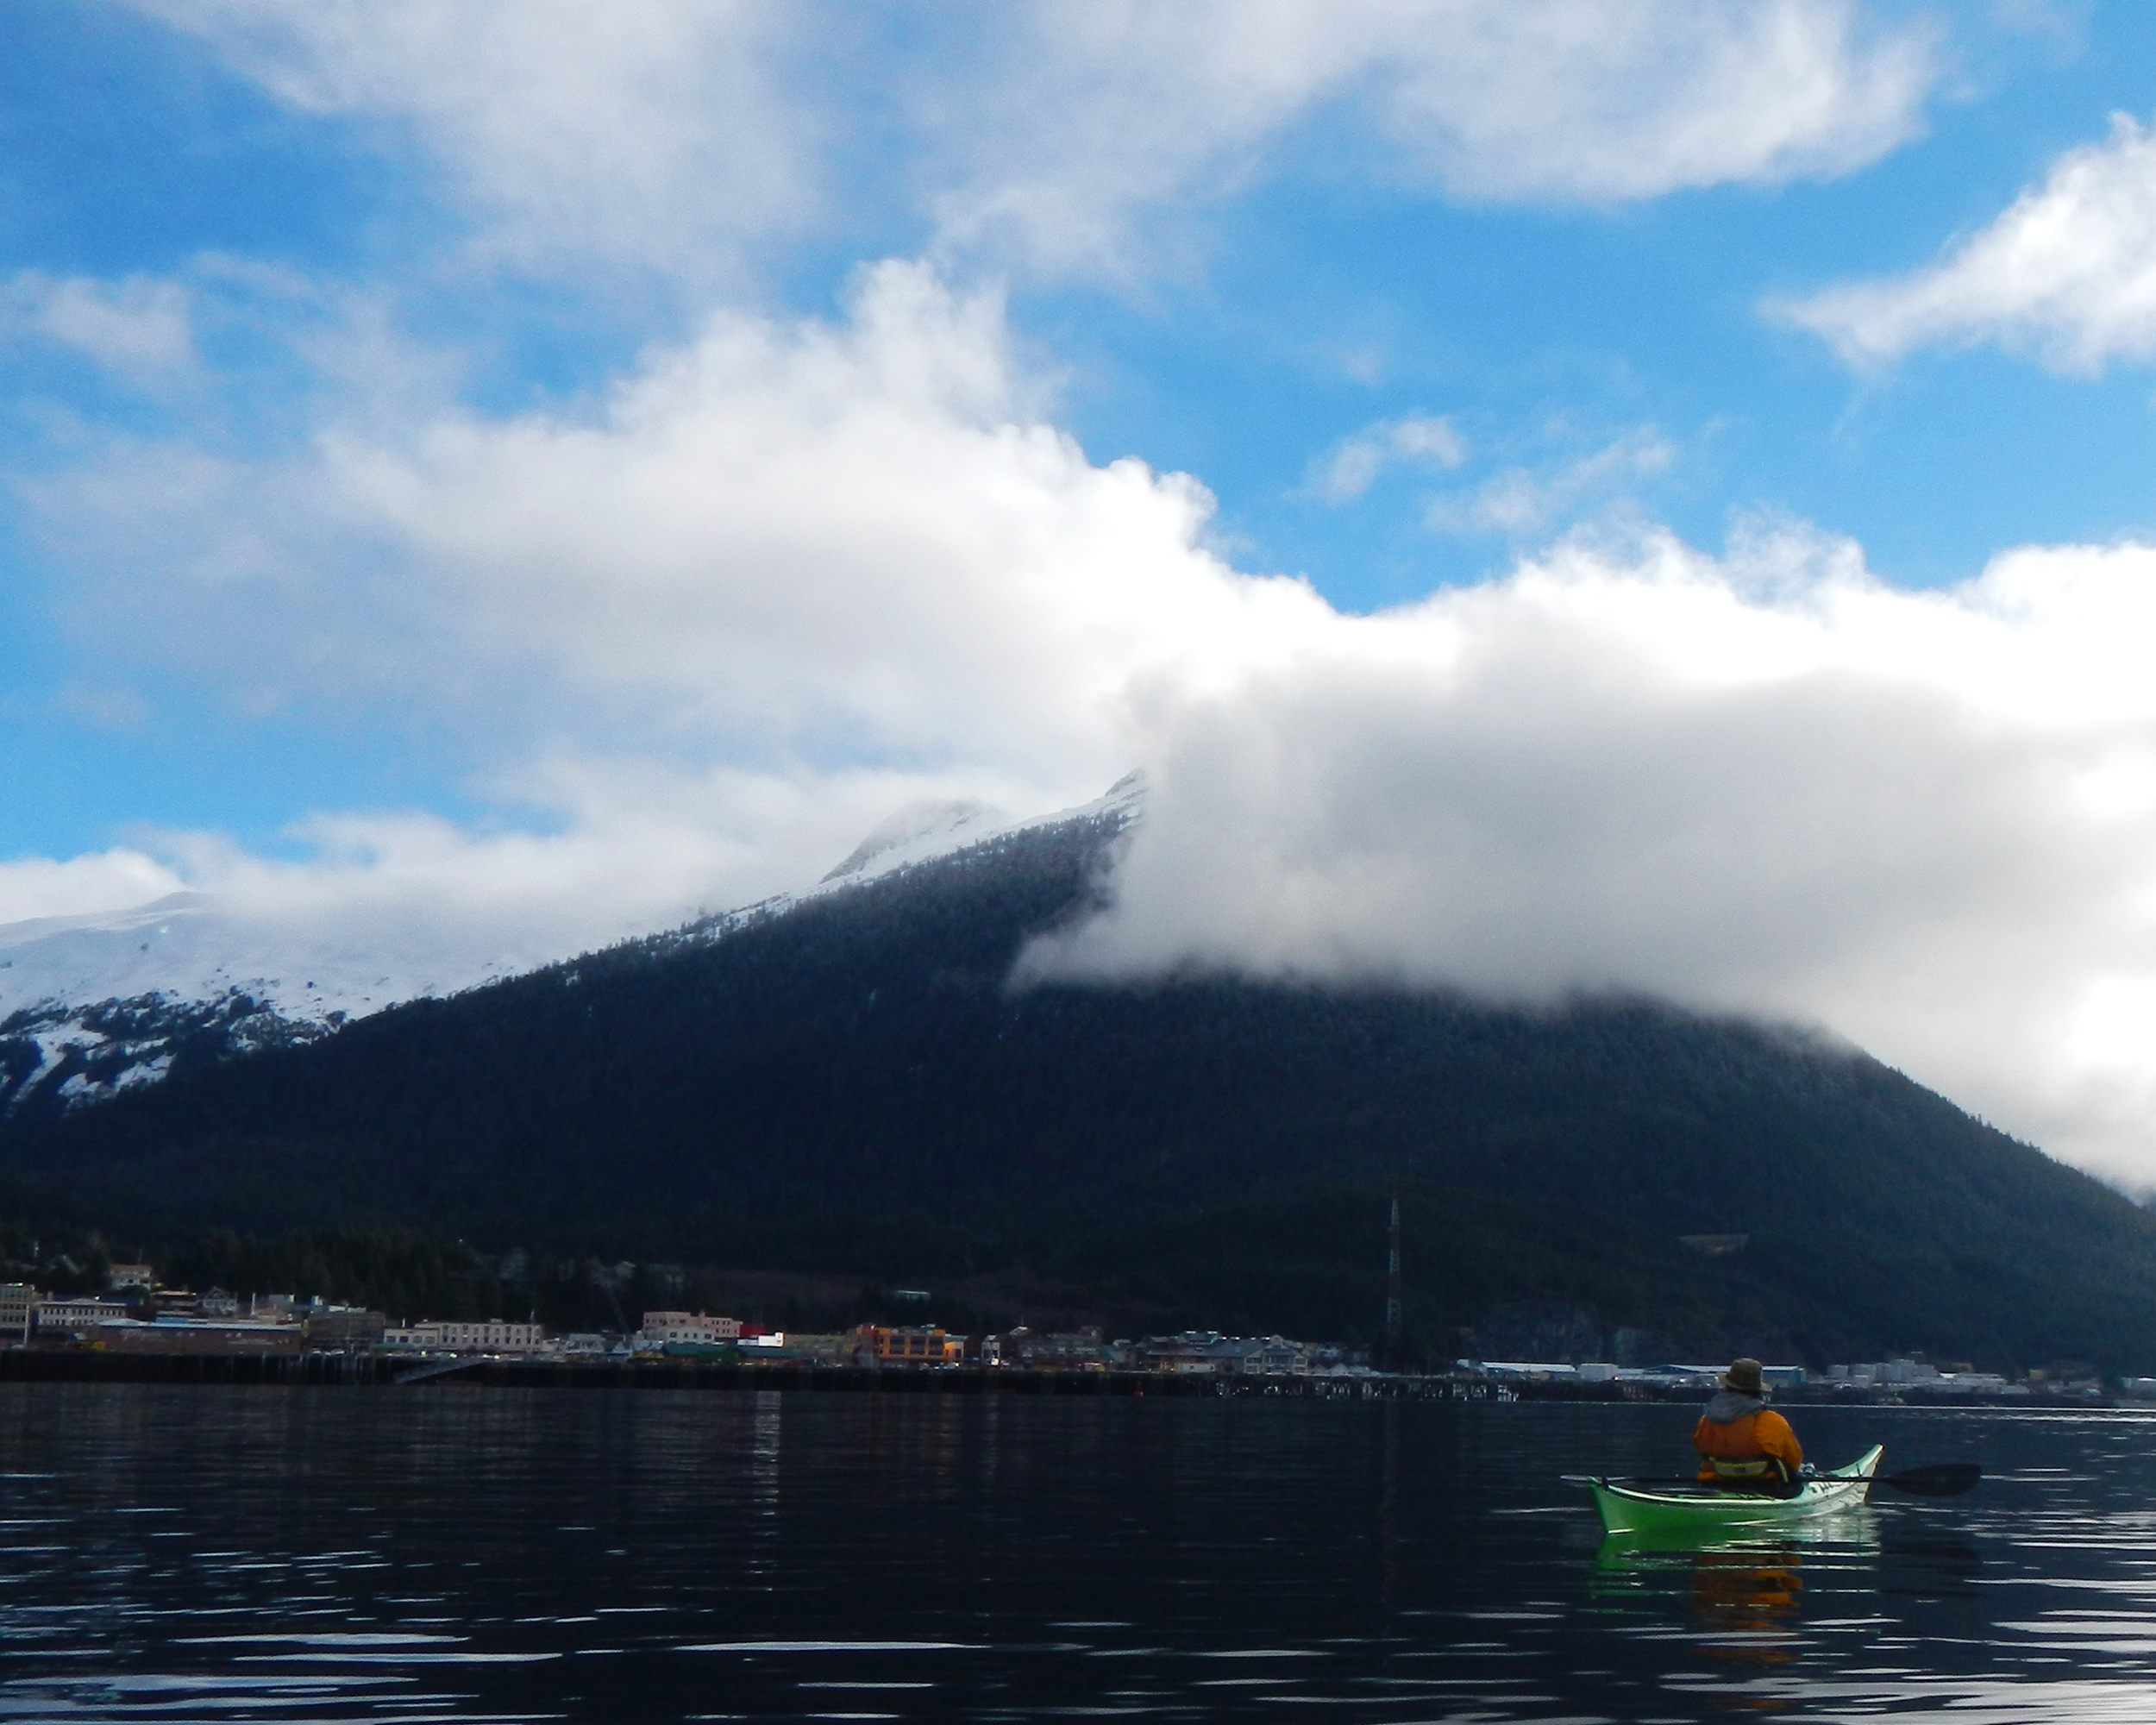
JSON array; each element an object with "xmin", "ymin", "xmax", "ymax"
[
  {"xmin": 639, "ymin": 1311, "xmax": 742, "ymax": 1346},
  {"xmin": 37, "ymin": 1297, "xmax": 132, "ymax": 1333},
  {"xmin": 383, "ymin": 1320, "xmax": 544, "ymax": 1354}
]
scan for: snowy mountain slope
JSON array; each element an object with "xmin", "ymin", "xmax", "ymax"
[
  {"xmin": 0, "ymin": 892, "xmax": 571, "ymax": 1026},
  {"xmin": 0, "ymin": 991, "xmax": 326, "ymax": 1127},
  {"xmin": 0, "ymin": 891, "xmax": 584, "ymax": 1123},
  {"xmin": 0, "ymin": 773, "xmax": 1145, "ymax": 1120}
]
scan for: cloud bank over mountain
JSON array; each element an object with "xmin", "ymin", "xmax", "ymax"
[
  {"xmin": 1032, "ymin": 524, "xmax": 2156, "ymax": 1189},
  {"xmin": 9, "ymin": 260, "xmax": 2156, "ymax": 1182}
]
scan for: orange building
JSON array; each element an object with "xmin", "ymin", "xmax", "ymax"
[{"xmin": 856, "ymin": 1324, "xmax": 962, "ymax": 1365}]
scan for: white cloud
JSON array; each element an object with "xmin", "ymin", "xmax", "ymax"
[
  {"xmin": 926, "ymin": 0, "xmax": 1940, "ymax": 274},
  {"xmin": 1, "ymin": 273, "xmax": 195, "ymax": 380},
  {"xmin": 1778, "ymin": 111, "xmax": 2156, "ymax": 372},
  {"xmin": 140, "ymin": 0, "xmax": 1941, "ymax": 286},
  {"xmin": 1306, "ymin": 414, "xmax": 1468, "ymax": 503},
  {"xmin": 1426, "ymin": 427, "xmax": 1675, "ymax": 536},
  {"xmin": 26, "ymin": 257, "xmax": 2156, "ymax": 1193},
  {"xmin": 134, "ymin": 0, "xmax": 812, "ymax": 291},
  {"xmin": 0, "ymin": 850, "xmax": 184, "ymax": 925},
  {"xmin": 1373, "ymin": 0, "xmax": 1938, "ymax": 202},
  {"xmin": 28, "ymin": 261, "xmax": 1321, "ymax": 781},
  {"xmin": 1015, "ymin": 520, "xmax": 2156, "ymax": 1191}
]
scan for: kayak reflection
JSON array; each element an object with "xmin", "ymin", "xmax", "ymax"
[
  {"xmin": 1692, "ymin": 1540, "xmax": 1804, "ymax": 1664},
  {"xmin": 1589, "ymin": 1511, "xmax": 1880, "ymax": 1670}
]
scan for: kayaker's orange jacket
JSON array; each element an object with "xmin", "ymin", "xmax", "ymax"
[{"xmin": 1694, "ymin": 1396, "xmax": 1802, "ymax": 1487}]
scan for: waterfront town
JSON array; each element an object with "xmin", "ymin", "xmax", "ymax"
[{"xmin": 0, "ymin": 1263, "xmax": 2140, "ymax": 1401}]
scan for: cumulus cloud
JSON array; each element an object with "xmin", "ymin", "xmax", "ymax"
[
  {"xmin": 22, "ymin": 256, "xmax": 2156, "ymax": 1189},
  {"xmin": 1305, "ymin": 415, "xmax": 1468, "ymax": 503},
  {"xmin": 27, "ymin": 261, "xmax": 1321, "ymax": 783},
  {"xmin": 141, "ymin": 0, "xmax": 1941, "ymax": 285},
  {"xmin": 1779, "ymin": 111, "xmax": 2156, "ymax": 372}
]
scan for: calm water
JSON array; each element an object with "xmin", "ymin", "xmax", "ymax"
[{"xmin": 0, "ymin": 1388, "xmax": 2151, "ymax": 1722}]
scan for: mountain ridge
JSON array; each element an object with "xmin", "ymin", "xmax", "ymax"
[{"xmin": 10, "ymin": 787, "xmax": 2156, "ymax": 1372}]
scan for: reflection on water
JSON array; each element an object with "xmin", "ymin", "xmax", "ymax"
[
  {"xmin": 0, "ymin": 1389, "xmax": 2152, "ymax": 1720},
  {"xmin": 1595, "ymin": 1518, "xmax": 1871, "ymax": 1686}
]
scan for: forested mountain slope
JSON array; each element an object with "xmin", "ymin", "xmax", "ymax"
[{"xmin": 11, "ymin": 801, "xmax": 2156, "ymax": 1371}]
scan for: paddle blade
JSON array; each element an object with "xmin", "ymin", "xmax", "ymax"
[{"xmin": 1881, "ymin": 1462, "xmax": 1981, "ymax": 1496}]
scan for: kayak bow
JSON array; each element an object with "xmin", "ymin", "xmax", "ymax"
[{"xmin": 1583, "ymin": 1445, "xmax": 1883, "ymax": 1536}]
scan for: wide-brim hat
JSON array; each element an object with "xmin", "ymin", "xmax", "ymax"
[{"xmin": 1721, "ymin": 1357, "xmax": 1764, "ymax": 1395}]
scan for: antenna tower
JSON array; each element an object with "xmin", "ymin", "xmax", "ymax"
[{"xmin": 1385, "ymin": 1191, "xmax": 1403, "ymax": 1364}]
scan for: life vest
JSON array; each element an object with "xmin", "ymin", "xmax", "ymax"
[{"xmin": 1695, "ymin": 1408, "xmax": 1795, "ymax": 1490}]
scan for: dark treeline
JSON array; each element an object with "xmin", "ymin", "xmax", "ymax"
[{"xmin": 10, "ymin": 807, "xmax": 2156, "ymax": 1372}]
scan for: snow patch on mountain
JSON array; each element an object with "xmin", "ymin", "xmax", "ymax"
[{"xmin": 0, "ymin": 990, "xmax": 324, "ymax": 1124}]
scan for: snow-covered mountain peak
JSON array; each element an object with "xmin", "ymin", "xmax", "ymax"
[
  {"xmin": 821, "ymin": 798, "xmax": 1007, "ymax": 882},
  {"xmin": 813, "ymin": 771, "xmax": 1143, "ymax": 896}
]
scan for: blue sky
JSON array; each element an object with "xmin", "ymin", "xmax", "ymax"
[
  {"xmin": 14, "ymin": 3, "xmax": 2156, "ymax": 1178},
  {"xmin": 0, "ymin": 2, "xmax": 2148, "ymax": 852}
]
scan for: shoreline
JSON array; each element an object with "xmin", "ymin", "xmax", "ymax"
[{"xmin": 0, "ymin": 1350, "xmax": 2131, "ymax": 1407}]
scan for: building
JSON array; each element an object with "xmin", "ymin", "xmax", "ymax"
[
  {"xmin": 381, "ymin": 1320, "xmax": 544, "ymax": 1354},
  {"xmin": 639, "ymin": 1311, "xmax": 742, "ymax": 1346},
  {"xmin": 36, "ymin": 1297, "xmax": 133, "ymax": 1335},
  {"xmin": 856, "ymin": 1325, "xmax": 962, "ymax": 1365},
  {"xmin": 105, "ymin": 1264, "xmax": 154, "ymax": 1293},
  {"xmin": 0, "ymin": 1284, "xmax": 32, "ymax": 1344},
  {"xmin": 1000, "ymin": 1327, "xmax": 1106, "ymax": 1369},
  {"xmin": 91, "ymin": 1319, "xmax": 301, "ymax": 1357},
  {"xmin": 1211, "ymin": 1335, "xmax": 1310, "ymax": 1376},
  {"xmin": 762, "ymin": 1332, "xmax": 852, "ymax": 1365},
  {"xmin": 303, "ymin": 1307, "xmax": 386, "ymax": 1350}
]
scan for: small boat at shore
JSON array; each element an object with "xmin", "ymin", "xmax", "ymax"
[{"xmin": 1582, "ymin": 1445, "xmax": 1883, "ymax": 1536}]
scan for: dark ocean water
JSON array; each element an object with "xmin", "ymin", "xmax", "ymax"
[{"xmin": 0, "ymin": 1385, "xmax": 2150, "ymax": 1722}]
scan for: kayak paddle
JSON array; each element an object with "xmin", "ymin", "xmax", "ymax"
[{"xmin": 1871, "ymin": 1462, "xmax": 1981, "ymax": 1496}]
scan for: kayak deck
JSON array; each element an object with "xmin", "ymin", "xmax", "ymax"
[{"xmin": 1585, "ymin": 1445, "xmax": 1883, "ymax": 1536}]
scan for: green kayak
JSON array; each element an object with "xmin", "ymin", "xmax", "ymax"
[{"xmin": 1584, "ymin": 1445, "xmax": 1883, "ymax": 1536}]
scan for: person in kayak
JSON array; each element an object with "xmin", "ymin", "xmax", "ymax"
[{"xmin": 1695, "ymin": 1358, "xmax": 1804, "ymax": 1495}]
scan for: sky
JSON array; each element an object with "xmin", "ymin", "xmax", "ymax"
[{"xmin": 12, "ymin": 3, "xmax": 2156, "ymax": 1182}]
